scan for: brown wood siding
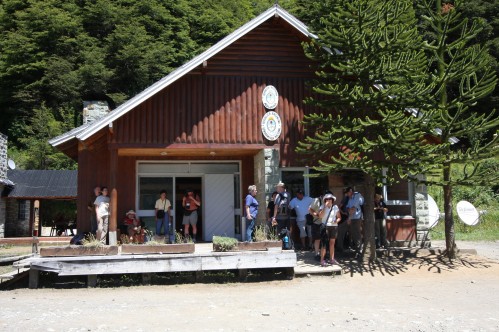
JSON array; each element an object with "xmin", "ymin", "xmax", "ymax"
[
  {"xmin": 111, "ymin": 18, "xmax": 320, "ymax": 167},
  {"xmin": 77, "ymin": 131, "xmax": 110, "ymax": 231}
]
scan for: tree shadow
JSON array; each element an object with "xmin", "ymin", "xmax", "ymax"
[{"xmin": 339, "ymin": 250, "xmax": 497, "ymax": 277}]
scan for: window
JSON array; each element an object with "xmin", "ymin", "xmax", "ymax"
[
  {"xmin": 138, "ymin": 177, "xmax": 174, "ymax": 210},
  {"xmin": 18, "ymin": 200, "xmax": 27, "ymax": 220}
]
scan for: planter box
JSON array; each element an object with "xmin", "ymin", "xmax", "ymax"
[
  {"xmin": 40, "ymin": 245, "xmax": 119, "ymax": 257},
  {"xmin": 213, "ymin": 241, "xmax": 282, "ymax": 252},
  {"xmin": 121, "ymin": 243, "xmax": 195, "ymax": 255}
]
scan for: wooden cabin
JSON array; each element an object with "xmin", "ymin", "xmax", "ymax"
[{"xmin": 50, "ymin": 6, "xmax": 426, "ymax": 244}]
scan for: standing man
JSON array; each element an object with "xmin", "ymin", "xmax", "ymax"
[
  {"xmin": 182, "ymin": 189, "xmax": 201, "ymax": 242},
  {"xmin": 374, "ymin": 194, "xmax": 388, "ymax": 249},
  {"xmin": 289, "ymin": 189, "xmax": 313, "ymax": 250},
  {"xmin": 155, "ymin": 190, "xmax": 172, "ymax": 240},
  {"xmin": 94, "ymin": 187, "xmax": 110, "ymax": 244},
  {"xmin": 345, "ymin": 186, "xmax": 364, "ymax": 254},
  {"xmin": 308, "ymin": 193, "xmax": 323, "ymax": 261},
  {"xmin": 336, "ymin": 188, "xmax": 350, "ymax": 252},
  {"xmin": 88, "ymin": 186, "xmax": 101, "ymax": 234},
  {"xmin": 271, "ymin": 182, "xmax": 290, "ymax": 235}
]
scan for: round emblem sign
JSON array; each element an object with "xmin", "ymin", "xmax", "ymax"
[
  {"xmin": 262, "ymin": 85, "xmax": 278, "ymax": 109},
  {"xmin": 261, "ymin": 111, "xmax": 282, "ymax": 141}
]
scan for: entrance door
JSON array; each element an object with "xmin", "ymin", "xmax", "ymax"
[{"xmin": 203, "ymin": 174, "xmax": 235, "ymax": 241}]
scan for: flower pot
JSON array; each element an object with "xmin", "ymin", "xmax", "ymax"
[
  {"xmin": 39, "ymin": 245, "xmax": 119, "ymax": 257},
  {"xmin": 121, "ymin": 243, "xmax": 195, "ymax": 255}
]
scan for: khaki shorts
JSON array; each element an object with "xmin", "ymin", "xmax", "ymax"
[{"xmin": 182, "ymin": 210, "xmax": 198, "ymax": 225}]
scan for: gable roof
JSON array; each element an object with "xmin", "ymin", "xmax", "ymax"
[
  {"xmin": 4, "ymin": 170, "xmax": 77, "ymax": 199},
  {"xmin": 49, "ymin": 5, "xmax": 313, "ymax": 148}
]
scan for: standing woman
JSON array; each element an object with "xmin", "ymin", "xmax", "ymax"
[
  {"xmin": 245, "ymin": 185, "xmax": 259, "ymax": 242},
  {"xmin": 318, "ymin": 193, "xmax": 342, "ymax": 267},
  {"xmin": 155, "ymin": 190, "xmax": 172, "ymax": 239},
  {"xmin": 94, "ymin": 187, "xmax": 110, "ymax": 244}
]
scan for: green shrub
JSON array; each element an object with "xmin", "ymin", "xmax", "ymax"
[{"xmin": 212, "ymin": 236, "xmax": 238, "ymax": 252}]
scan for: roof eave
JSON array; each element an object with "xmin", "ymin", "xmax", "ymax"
[{"xmin": 71, "ymin": 5, "xmax": 312, "ymax": 143}]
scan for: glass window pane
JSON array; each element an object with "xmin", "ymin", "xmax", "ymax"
[
  {"xmin": 139, "ymin": 177, "xmax": 173, "ymax": 210},
  {"xmin": 281, "ymin": 170, "xmax": 304, "ymax": 197}
]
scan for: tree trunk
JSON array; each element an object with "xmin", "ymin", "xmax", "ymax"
[
  {"xmin": 362, "ymin": 174, "xmax": 376, "ymax": 262},
  {"xmin": 443, "ymin": 165, "xmax": 457, "ymax": 259}
]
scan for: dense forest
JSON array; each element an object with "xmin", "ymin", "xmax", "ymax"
[{"xmin": 0, "ymin": 0, "xmax": 497, "ymax": 170}]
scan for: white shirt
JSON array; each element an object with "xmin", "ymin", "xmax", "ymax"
[
  {"xmin": 320, "ymin": 204, "xmax": 339, "ymax": 226},
  {"xmin": 94, "ymin": 195, "xmax": 110, "ymax": 217}
]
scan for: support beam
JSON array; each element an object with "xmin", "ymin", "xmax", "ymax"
[{"xmin": 28, "ymin": 269, "xmax": 39, "ymax": 289}]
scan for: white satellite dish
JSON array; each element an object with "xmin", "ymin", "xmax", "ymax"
[
  {"xmin": 7, "ymin": 159, "xmax": 16, "ymax": 170},
  {"xmin": 456, "ymin": 200, "xmax": 480, "ymax": 226},
  {"xmin": 427, "ymin": 194, "xmax": 440, "ymax": 228}
]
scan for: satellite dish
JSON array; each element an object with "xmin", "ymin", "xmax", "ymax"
[
  {"xmin": 427, "ymin": 195, "xmax": 440, "ymax": 228},
  {"xmin": 7, "ymin": 159, "xmax": 16, "ymax": 170},
  {"xmin": 456, "ymin": 200, "xmax": 480, "ymax": 226}
]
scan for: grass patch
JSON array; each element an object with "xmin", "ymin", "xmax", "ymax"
[
  {"xmin": 212, "ymin": 236, "xmax": 238, "ymax": 252},
  {"xmin": 429, "ymin": 208, "xmax": 499, "ymax": 241}
]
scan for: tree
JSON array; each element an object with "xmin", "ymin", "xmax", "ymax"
[
  {"xmin": 416, "ymin": 0, "xmax": 498, "ymax": 258},
  {"xmin": 298, "ymin": 0, "xmax": 434, "ymax": 261}
]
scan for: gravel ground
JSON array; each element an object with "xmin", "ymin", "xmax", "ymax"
[{"xmin": 1, "ymin": 241, "xmax": 498, "ymax": 331}]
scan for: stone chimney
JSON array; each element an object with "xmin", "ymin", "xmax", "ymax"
[
  {"xmin": 83, "ymin": 101, "xmax": 110, "ymax": 125},
  {"xmin": 0, "ymin": 133, "xmax": 7, "ymax": 181}
]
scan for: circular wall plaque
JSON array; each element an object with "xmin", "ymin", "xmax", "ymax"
[
  {"xmin": 261, "ymin": 111, "xmax": 282, "ymax": 141},
  {"xmin": 262, "ymin": 85, "xmax": 278, "ymax": 109}
]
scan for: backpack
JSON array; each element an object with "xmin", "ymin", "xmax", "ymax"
[
  {"xmin": 69, "ymin": 232, "xmax": 90, "ymax": 245},
  {"xmin": 278, "ymin": 228, "xmax": 294, "ymax": 250}
]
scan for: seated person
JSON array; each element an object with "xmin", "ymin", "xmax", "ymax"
[{"xmin": 123, "ymin": 210, "xmax": 145, "ymax": 243}]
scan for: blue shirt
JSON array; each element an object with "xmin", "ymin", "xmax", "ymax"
[
  {"xmin": 346, "ymin": 192, "xmax": 364, "ymax": 219},
  {"xmin": 245, "ymin": 194, "xmax": 259, "ymax": 218},
  {"xmin": 289, "ymin": 196, "xmax": 313, "ymax": 221}
]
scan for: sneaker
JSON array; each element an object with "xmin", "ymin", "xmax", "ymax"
[
  {"xmin": 329, "ymin": 259, "xmax": 339, "ymax": 265},
  {"xmin": 320, "ymin": 260, "xmax": 328, "ymax": 267}
]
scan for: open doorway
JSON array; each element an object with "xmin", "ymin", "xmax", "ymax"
[{"xmin": 175, "ymin": 177, "xmax": 202, "ymax": 241}]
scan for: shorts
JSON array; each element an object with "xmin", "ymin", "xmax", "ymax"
[
  {"xmin": 296, "ymin": 219, "xmax": 307, "ymax": 237},
  {"xmin": 311, "ymin": 223, "xmax": 322, "ymax": 240},
  {"xmin": 321, "ymin": 225, "xmax": 338, "ymax": 246},
  {"xmin": 182, "ymin": 210, "xmax": 198, "ymax": 225}
]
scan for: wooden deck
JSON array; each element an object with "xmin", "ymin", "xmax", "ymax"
[{"xmin": 13, "ymin": 243, "xmax": 297, "ymax": 288}]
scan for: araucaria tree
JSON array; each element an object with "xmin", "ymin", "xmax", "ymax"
[
  {"xmin": 298, "ymin": 0, "xmax": 434, "ymax": 261},
  {"xmin": 417, "ymin": 0, "xmax": 498, "ymax": 258}
]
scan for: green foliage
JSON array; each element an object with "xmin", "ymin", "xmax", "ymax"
[
  {"xmin": 298, "ymin": 0, "xmax": 432, "ymax": 185},
  {"xmin": 212, "ymin": 236, "xmax": 238, "ymax": 252},
  {"xmin": 0, "ymin": 0, "xmax": 283, "ymax": 169},
  {"xmin": 416, "ymin": 0, "xmax": 498, "ymax": 188}
]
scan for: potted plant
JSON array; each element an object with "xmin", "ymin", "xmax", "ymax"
[{"xmin": 39, "ymin": 234, "xmax": 119, "ymax": 257}]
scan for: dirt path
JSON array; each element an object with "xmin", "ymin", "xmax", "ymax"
[{"xmin": 1, "ymin": 250, "xmax": 498, "ymax": 332}]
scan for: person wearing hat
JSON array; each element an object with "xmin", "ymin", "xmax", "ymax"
[
  {"xmin": 318, "ymin": 193, "xmax": 342, "ymax": 266},
  {"xmin": 123, "ymin": 210, "xmax": 144, "ymax": 243},
  {"xmin": 289, "ymin": 188, "xmax": 313, "ymax": 250},
  {"xmin": 271, "ymin": 182, "xmax": 290, "ymax": 234}
]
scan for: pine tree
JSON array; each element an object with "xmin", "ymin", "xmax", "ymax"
[
  {"xmin": 298, "ymin": 0, "xmax": 434, "ymax": 261},
  {"xmin": 417, "ymin": 0, "xmax": 498, "ymax": 258}
]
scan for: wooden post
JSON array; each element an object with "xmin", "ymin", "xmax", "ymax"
[
  {"xmin": 109, "ymin": 188, "xmax": 117, "ymax": 245},
  {"xmin": 87, "ymin": 275, "xmax": 97, "ymax": 288},
  {"xmin": 142, "ymin": 273, "xmax": 152, "ymax": 285},
  {"xmin": 28, "ymin": 269, "xmax": 39, "ymax": 289}
]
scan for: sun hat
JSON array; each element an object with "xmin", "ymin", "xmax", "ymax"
[
  {"xmin": 276, "ymin": 181, "xmax": 285, "ymax": 188},
  {"xmin": 126, "ymin": 210, "xmax": 136, "ymax": 216},
  {"xmin": 323, "ymin": 193, "xmax": 336, "ymax": 201}
]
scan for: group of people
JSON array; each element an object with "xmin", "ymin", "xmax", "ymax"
[
  {"xmin": 88, "ymin": 186, "xmax": 201, "ymax": 245},
  {"xmin": 244, "ymin": 182, "xmax": 389, "ymax": 267}
]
